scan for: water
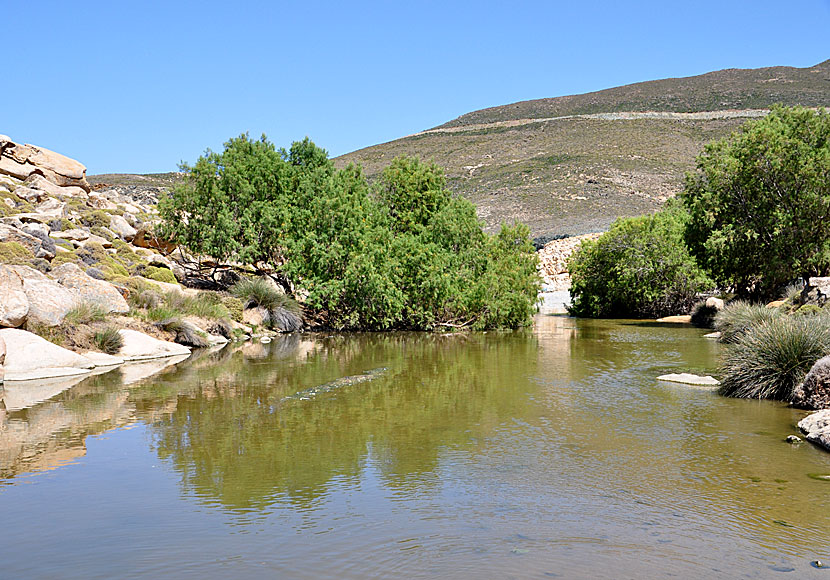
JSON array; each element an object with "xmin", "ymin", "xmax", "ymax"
[{"xmin": 2, "ymin": 316, "xmax": 830, "ymax": 579}]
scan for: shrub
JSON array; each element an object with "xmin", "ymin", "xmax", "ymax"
[
  {"xmin": 0, "ymin": 241, "xmax": 35, "ymax": 264},
  {"xmin": 64, "ymin": 302, "xmax": 108, "ymax": 325},
  {"xmin": 79, "ymin": 210, "xmax": 111, "ymax": 229},
  {"xmin": 220, "ymin": 295, "xmax": 244, "ymax": 321},
  {"xmin": 232, "ymin": 278, "xmax": 302, "ymax": 331},
  {"xmin": 690, "ymin": 300, "xmax": 718, "ymax": 328},
  {"xmin": 719, "ymin": 315, "xmax": 830, "ymax": 400},
  {"xmin": 93, "ymin": 326, "xmax": 124, "ymax": 354},
  {"xmin": 568, "ymin": 204, "xmax": 713, "ymax": 318},
  {"xmin": 714, "ymin": 301, "xmax": 781, "ymax": 343},
  {"xmin": 145, "ymin": 266, "xmax": 178, "ymax": 284}
]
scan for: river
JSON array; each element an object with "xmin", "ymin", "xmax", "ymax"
[{"xmin": 1, "ymin": 315, "xmax": 829, "ymax": 578}]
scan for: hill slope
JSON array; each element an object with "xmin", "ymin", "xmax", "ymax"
[{"xmin": 336, "ymin": 60, "xmax": 830, "ymax": 236}]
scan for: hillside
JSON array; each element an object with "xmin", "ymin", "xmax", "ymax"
[{"xmin": 335, "ymin": 60, "xmax": 830, "ymax": 236}]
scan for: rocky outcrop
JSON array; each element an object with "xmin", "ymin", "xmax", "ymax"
[
  {"xmin": 0, "ymin": 266, "xmax": 29, "ymax": 327},
  {"xmin": 798, "ymin": 410, "xmax": 830, "ymax": 451},
  {"xmin": 792, "ymin": 355, "xmax": 830, "ymax": 410},
  {"xmin": 537, "ymin": 233, "xmax": 603, "ymax": 290},
  {"xmin": 117, "ymin": 329, "xmax": 191, "ymax": 361},
  {"xmin": 109, "ymin": 214, "xmax": 136, "ymax": 241},
  {"xmin": 0, "ymin": 223, "xmax": 51, "ymax": 259},
  {"xmin": 0, "ymin": 135, "xmax": 90, "ymax": 192},
  {"xmin": 51, "ymin": 263, "xmax": 129, "ymax": 314}
]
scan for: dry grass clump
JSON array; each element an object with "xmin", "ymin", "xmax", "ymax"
[
  {"xmin": 93, "ymin": 326, "xmax": 124, "ymax": 354},
  {"xmin": 713, "ymin": 301, "xmax": 781, "ymax": 343}
]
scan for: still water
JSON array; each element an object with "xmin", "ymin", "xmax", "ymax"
[{"xmin": 2, "ymin": 316, "xmax": 830, "ymax": 579}]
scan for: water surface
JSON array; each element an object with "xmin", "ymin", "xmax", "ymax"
[{"xmin": 2, "ymin": 316, "xmax": 829, "ymax": 578}]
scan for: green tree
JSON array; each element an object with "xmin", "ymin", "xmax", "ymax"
[
  {"xmin": 568, "ymin": 204, "xmax": 713, "ymax": 318},
  {"xmin": 681, "ymin": 106, "xmax": 830, "ymax": 299}
]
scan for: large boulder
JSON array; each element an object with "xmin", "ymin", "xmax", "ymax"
[
  {"xmin": 51, "ymin": 263, "xmax": 129, "ymax": 314},
  {"xmin": 24, "ymin": 174, "xmax": 87, "ymax": 199},
  {"xmin": 6, "ymin": 265, "xmax": 78, "ymax": 326},
  {"xmin": 109, "ymin": 214, "xmax": 136, "ymax": 241},
  {"xmin": 132, "ymin": 226, "xmax": 176, "ymax": 253},
  {"xmin": 798, "ymin": 409, "xmax": 830, "ymax": 451},
  {"xmin": 0, "ymin": 328, "xmax": 94, "ymax": 381},
  {"xmin": 792, "ymin": 355, "xmax": 830, "ymax": 410},
  {"xmin": 0, "ymin": 265, "xmax": 29, "ymax": 327},
  {"xmin": 117, "ymin": 329, "xmax": 191, "ymax": 361},
  {"xmin": 0, "ymin": 138, "xmax": 91, "ymax": 192}
]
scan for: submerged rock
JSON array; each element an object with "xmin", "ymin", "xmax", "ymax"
[
  {"xmin": 657, "ymin": 373, "xmax": 720, "ymax": 386},
  {"xmin": 117, "ymin": 329, "xmax": 191, "ymax": 361}
]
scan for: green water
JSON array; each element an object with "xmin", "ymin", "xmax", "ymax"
[{"xmin": 2, "ymin": 316, "xmax": 830, "ymax": 578}]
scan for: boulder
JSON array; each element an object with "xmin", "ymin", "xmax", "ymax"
[
  {"xmin": 109, "ymin": 214, "xmax": 136, "ymax": 241},
  {"xmin": 798, "ymin": 410, "xmax": 830, "ymax": 451},
  {"xmin": 243, "ymin": 306, "xmax": 270, "ymax": 327},
  {"xmin": 0, "ymin": 140, "xmax": 90, "ymax": 191},
  {"xmin": 34, "ymin": 198, "xmax": 67, "ymax": 218},
  {"xmin": 81, "ymin": 233, "xmax": 113, "ymax": 249},
  {"xmin": 656, "ymin": 315, "xmax": 693, "ymax": 324},
  {"xmin": 12, "ymin": 185, "xmax": 47, "ymax": 203},
  {"xmin": 51, "ymin": 228, "xmax": 89, "ymax": 242},
  {"xmin": 792, "ymin": 355, "xmax": 830, "ymax": 410},
  {"xmin": 0, "ymin": 334, "xmax": 5, "ymax": 383},
  {"xmin": 6, "ymin": 265, "xmax": 78, "ymax": 326},
  {"xmin": 0, "ymin": 265, "xmax": 29, "ymax": 327},
  {"xmin": 51, "ymin": 263, "xmax": 129, "ymax": 314},
  {"xmin": 705, "ymin": 296, "xmax": 724, "ymax": 310},
  {"xmin": 0, "ymin": 328, "xmax": 94, "ymax": 381},
  {"xmin": 24, "ymin": 174, "xmax": 87, "ymax": 199},
  {"xmin": 87, "ymin": 192, "xmax": 118, "ymax": 210},
  {"xmin": 132, "ymin": 226, "xmax": 176, "ymax": 253},
  {"xmin": 117, "ymin": 329, "xmax": 191, "ymax": 361}
]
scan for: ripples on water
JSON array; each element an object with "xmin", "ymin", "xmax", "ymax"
[{"xmin": 1, "ymin": 316, "xmax": 830, "ymax": 578}]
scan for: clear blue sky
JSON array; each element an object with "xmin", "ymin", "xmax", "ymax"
[{"xmin": 3, "ymin": 0, "xmax": 829, "ymax": 174}]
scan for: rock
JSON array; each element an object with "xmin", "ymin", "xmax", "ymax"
[
  {"xmin": 24, "ymin": 174, "xmax": 87, "ymax": 199},
  {"xmin": 792, "ymin": 355, "xmax": 830, "ymax": 410},
  {"xmin": 786, "ymin": 435, "xmax": 802, "ymax": 443},
  {"xmin": 12, "ymin": 185, "xmax": 47, "ymax": 203},
  {"xmin": 51, "ymin": 263, "xmax": 129, "ymax": 314},
  {"xmin": 0, "ymin": 328, "xmax": 94, "ymax": 381},
  {"xmin": 5, "ymin": 264, "xmax": 78, "ymax": 326},
  {"xmin": 80, "ymin": 351, "xmax": 125, "ymax": 367},
  {"xmin": 132, "ymin": 226, "xmax": 176, "ymax": 253},
  {"xmin": 767, "ymin": 300, "xmax": 787, "ymax": 309},
  {"xmin": 798, "ymin": 409, "xmax": 830, "ymax": 451},
  {"xmin": 87, "ymin": 191, "xmax": 119, "ymax": 210},
  {"xmin": 117, "ymin": 329, "xmax": 191, "ymax": 361},
  {"xmin": 656, "ymin": 315, "xmax": 693, "ymax": 323},
  {"xmin": 0, "ymin": 265, "xmax": 30, "ymax": 327},
  {"xmin": 20, "ymin": 224, "xmax": 56, "ymax": 259},
  {"xmin": 704, "ymin": 331, "xmax": 722, "ymax": 339},
  {"xmin": 148, "ymin": 252, "xmax": 185, "ymax": 281},
  {"xmin": 705, "ymin": 296, "xmax": 724, "ymax": 310},
  {"xmin": 657, "ymin": 373, "xmax": 720, "ymax": 386},
  {"xmin": 0, "ymin": 139, "xmax": 91, "ymax": 191},
  {"xmin": 51, "ymin": 228, "xmax": 89, "ymax": 242},
  {"xmin": 34, "ymin": 198, "xmax": 67, "ymax": 218},
  {"xmin": 81, "ymin": 234, "xmax": 113, "ymax": 249},
  {"xmin": 109, "ymin": 214, "xmax": 136, "ymax": 241},
  {"xmin": 0, "ymin": 334, "xmax": 5, "ymax": 383},
  {"xmin": 243, "ymin": 306, "xmax": 270, "ymax": 327}
]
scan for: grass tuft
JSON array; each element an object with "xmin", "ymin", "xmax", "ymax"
[
  {"xmin": 714, "ymin": 301, "xmax": 781, "ymax": 343},
  {"xmin": 719, "ymin": 315, "xmax": 830, "ymax": 400},
  {"xmin": 93, "ymin": 326, "xmax": 124, "ymax": 354},
  {"xmin": 231, "ymin": 278, "xmax": 302, "ymax": 331},
  {"xmin": 64, "ymin": 302, "xmax": 108, "ymax": 326}
]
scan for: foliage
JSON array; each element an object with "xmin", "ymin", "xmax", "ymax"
[
  {"xmin": 64, "ymin": 302, "xmax": 108, "ymax": 326},
  {"xmin": 0, "ymin": 241, "xmax": 35, "ymax": 264},
  {"xmin": 718, "ymin": 314, "xmax": 830, "ymax": 400},
  {"xmin": 567, "ymin": 204, "xmax": 713, "ymax": 318},
  {"xmin": 93, "ymin": 326, "xmax": 124, "ymax": 354},
  {"xmin": 144, "ymin": 265, "xmax": 178, "ymax": 284},
  {"xmin": 713, "ymin": 301, "xmax": 781, "ymax": 344},
  {"xmin": 690, "ymin": 300, "xmax": 718, "ymax": 329},
  {"xmin": 682, "ymin": 106, "xmax": 830, "ymax": 299},
  {"xmin": 160, "ymin": 136, "xmax": 540, "ymax": 330}
]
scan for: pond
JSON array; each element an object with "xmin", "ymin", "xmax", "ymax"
[{"xmin": 1, "ymin": 316, "xmax": 829, "ymax": 578}]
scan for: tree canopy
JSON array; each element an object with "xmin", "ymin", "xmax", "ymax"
[
  {"xmin": 681, "ymin": 106, "xmax": 830, "ymax": 298},
  {"xmin": 159, "ymin": 134, "xmax": 540, "ymax": 330}
]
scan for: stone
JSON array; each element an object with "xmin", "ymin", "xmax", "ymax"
[
  {"xmin": 704, "ymin": 331, "xmax": 722, "ymax": 339},
  {"xmin": 792, "ymin": 355, "xmax": 830, "ymax": 410},
  {"xmin": 20, "ymin": 224, "xmax": 56, "ymax": 260},
  {"xmin": 1, "ymin": 140, "xmax": 90, "ymax": 191},
  {"xmin": 81, "ymin": 234, "xmax": 113, "ymax": 249},
  {"xmin": 148, "ymin": 252, "xmax": 185, "ymax": 281},
  {"xmin": 657, "ymin": 373, "xmax": 720, "ymax": 386},
  {"xmin": 0, "ymin": 328, "xmax": 95, "ymax": 381},
  {"xmin": 87, "ymin": 191, "xmax": 119, "ymax": 210},
  {"xmin": 117, "ymin": 329, "xmax": 191, "ymax": 361},
  {"xmin": 51, "ymin": 228, "xmax": 89, "ymax": 242},
  {"xmin": 34, "ymin": 198, "xmax": 67, "ymax": 218},
  {"xmin": 12, "ymin": 185, "xmax": 47, "ymax": 203},
  {"xmin": 24, "ymin": 174, "xmax": 87, "ymax": 198},
  {"xmin": 5, "ymin": 265, "xmax": 78, "ymax": 326},
  {"xmin": 80, "ymin": 351, "xmax": 125, "ymax": 367},
  {"xmin": 243, "ymin": 306, "xmax": 270, "ymax": 327},
  {"xmin": 786, "ymin": 435, "xmax": 802, "ymax": 443},
  {"xmin": 109, "ymin": 214, "xmax": 136, "ymax": 241},
  {"xmin": 132, "ymin": 227, "xmax": 176, "ymax": 253},
  {"xmin": 705, "ymin": 296, "xmax": 724, "ymax": 310},
  {"xmin": 51, "ymin": 263, "xmax": 129, "ymax": 314},
  {"xmin": 0, "ymin": 334, "xmax": 5, "ymax": 383},
  {"xmin": 656, "ymin": 315, "xmax": 693, "ymax": 323},
  {"xmin": 0, "ymin": 223, "xmax": 43, "ymax": 257},
  {"xmin": 0, "ymin": 265, "xmax": 30, "ymax": 327},
  {"xmin": 798, "ymin": 409, "xmax": 830, "ymax": 451}
]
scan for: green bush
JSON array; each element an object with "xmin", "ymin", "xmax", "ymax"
[
  {"xmin": 690, "ymin": 300, "xmax": 718, "ymax": 328},
  {"xmin": 713, "ymin": 301, "xmax": 781, "ymax": 343},
  {"xmin": 568, "ymin": 204, "xmax": 713, "ymax": 318},
  {"xmin": 144, "ymin": 266, "xmax": 178, "ymax": 284},
  {"xmin": 719, "ymin": 315, "xmax": 830, "ymax": 400},
  {"xmin": 93, "ymin": 326, "xmax": 124, "ymax": 354}
]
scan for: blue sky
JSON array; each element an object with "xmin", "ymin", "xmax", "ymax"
[{"xmin": 3, "ymin": 0, "xmax": 829, "ymax": 174}]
